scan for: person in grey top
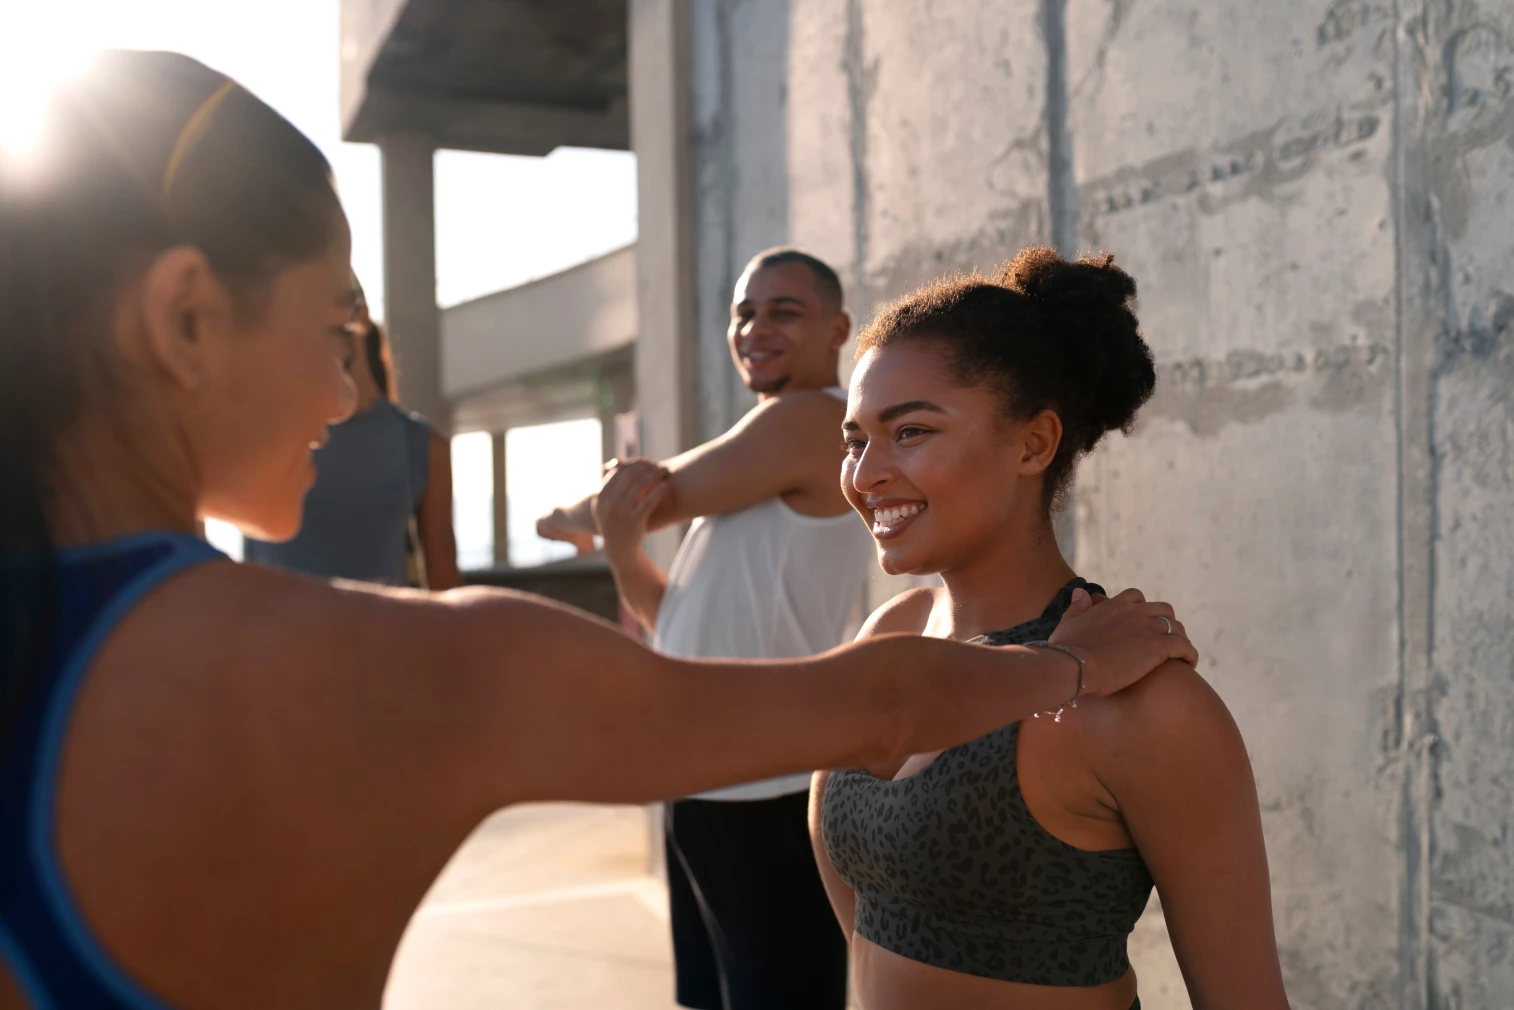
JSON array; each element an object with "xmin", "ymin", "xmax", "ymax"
[{"xmin": 246, "ymin": 293, "xmax": 460, "ymax": 588}]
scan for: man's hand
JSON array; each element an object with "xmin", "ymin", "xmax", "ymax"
[
  {"xmin": 592, "ymin": 459, "xmax": 670, "ymax": 563},
  {"xmin": 536, "ymin": 508, "xmax": 598, "ymax": 555}
]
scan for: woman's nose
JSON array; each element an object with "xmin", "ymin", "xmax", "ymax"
[{"xmin": 850, "ymin": 442, "xmax": 893, "ymax": 492}]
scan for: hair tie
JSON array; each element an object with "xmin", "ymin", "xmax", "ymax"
[{"xmin": 162, "ymin": 79, "xmax": 237, "ymax": 201}]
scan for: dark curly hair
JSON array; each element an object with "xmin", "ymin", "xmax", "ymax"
[{"xmin": 856, "ymin": 247, "xmax": 1155, "ymax": 511}]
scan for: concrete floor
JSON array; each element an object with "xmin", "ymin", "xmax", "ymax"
[{"xmin": 383, "ymin": 803, "xmax": 682, "ymax": 1010}]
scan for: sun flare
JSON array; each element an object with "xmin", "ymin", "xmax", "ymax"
[{"xmin": 0, "ymin": 22, "xmax": 92, "ymax": 161}]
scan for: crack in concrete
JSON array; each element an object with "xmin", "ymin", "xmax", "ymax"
[{"xmin": 1069, "ymin": 0, "xmax": 1131, "ymax": 104}]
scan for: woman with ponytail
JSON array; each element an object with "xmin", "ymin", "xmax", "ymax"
[
  {"xmin": 812, "ymin": 250, "xmax": 1290, "ymax": 1009},
  {"xmin": 0, "ymin": 54, "xmax": 1196, "ymax": 1010}
]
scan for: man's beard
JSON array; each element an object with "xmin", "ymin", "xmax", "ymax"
[{"xmin": 746, "ymin": 373, "xmax": 791, "ymax": 395}]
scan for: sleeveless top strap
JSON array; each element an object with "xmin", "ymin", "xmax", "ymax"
[{"xmin": 2, "ymin": 531, "xmax": 223, "ymax": 1010}]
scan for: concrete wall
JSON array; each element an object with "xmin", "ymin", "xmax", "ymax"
[{"xmin": 681, "ymin": 1, "xmax": 1514, "ymax": 1006}]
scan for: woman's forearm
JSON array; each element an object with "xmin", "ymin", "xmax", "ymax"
[
  {"xmin": 606, "ymin": 547, "xmax": 667, "ymax": 632},
  {"xmin": 805, "ymin": 633, "xmax": 1078, "ymax": 766}
]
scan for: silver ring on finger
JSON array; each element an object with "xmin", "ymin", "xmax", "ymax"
[{"xmin": 1158, "ymin": 616, "xmax": 1173, "ymax": 635}]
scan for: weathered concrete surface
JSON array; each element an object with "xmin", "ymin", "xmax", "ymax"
[
  {"xmin": 1069, "ymin": 2, "xmax": 1403, "ymax": 1006},
  {"xmin": 1414, "ymin": 4, "xmax": 1514, "ymax": 1007},
  {"xmin": 680, "ymin": 1, "xmax": 1514, "ymax": 1006}
]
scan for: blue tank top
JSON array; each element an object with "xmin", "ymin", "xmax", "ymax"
[
  {"xmin": 0, "ymin": 531, "xmax": 223, "ymax": 1010},
  {"xmin": 244, "ymin": 400, "xmax": 431, "ymax": 585}
]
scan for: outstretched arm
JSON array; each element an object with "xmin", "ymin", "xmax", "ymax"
[
  {"xmin": 415, "ymin": 584, "xmax": 1198, "ymax": 810},
  {"xmin": 537, "ymin": 391, "xmax": 847, "ymax": 547},
  {"xmin": 1099, "ymin": 665, "xmax": 1288, "ymax": 1009}
]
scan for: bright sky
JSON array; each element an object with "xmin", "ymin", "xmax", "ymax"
[{"xmin": 0, "ymin": 0, "xmax": 639, "ymax": 319}]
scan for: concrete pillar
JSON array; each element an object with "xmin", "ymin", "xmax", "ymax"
[
  {"xmin": 379, "ymin": 132, "xmax": 449, "ymax": 432},
  {"xmin": 596, "ymin": 361, "xmax": 637, "ymax": 464},
  {"xmin": 629, "ymin": 0, "xmax": 697, "ymax": 881},
  {"xmin": 491, "ymin": 431, "xmax": 509, "ymax": 567},
  {"xmin": 629, "ymin": 0, "xmax": 696, "ymax": 571}
]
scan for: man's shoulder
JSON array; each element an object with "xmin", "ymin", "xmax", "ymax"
[
  {"xmin": 736, "ymin": 388, "xmax": 845, "ymax": 443},
  {"xmin": 750, "ymin": 387, "xmax": 846, "ymax": 419}
]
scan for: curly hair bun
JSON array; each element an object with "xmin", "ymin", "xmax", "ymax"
[
  {"xmin": 856, "ymin": 246, "xmax": 1157, "ymax": 511},
  {"xmin": 995, "ymin": 248, "xmax": 1154, "ymax": 452}
]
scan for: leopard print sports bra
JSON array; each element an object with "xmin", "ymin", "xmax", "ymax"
[{"xmin": 821, "ymin": 579, "xmax": 1154, "ymax": 988}]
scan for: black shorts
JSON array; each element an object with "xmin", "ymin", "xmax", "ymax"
[{"xmin": 664, "ymin": 792, "xmax": 848, "ymax": 1010}]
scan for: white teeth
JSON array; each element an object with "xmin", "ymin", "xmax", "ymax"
[{"xmin": 872, "ymin": 504, "xmax": 923, "ymax": 526}]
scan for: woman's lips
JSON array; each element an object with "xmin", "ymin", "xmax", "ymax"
[{"xmin": 869, "ymin": 502, "xmax": 926, "ymax": 540}]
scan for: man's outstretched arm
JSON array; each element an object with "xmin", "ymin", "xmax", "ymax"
[{"xmin": 539, "ymin": 390, "xmax": 847, "ymax": 547}]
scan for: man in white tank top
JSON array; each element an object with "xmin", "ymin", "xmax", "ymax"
[{"xmin": 540, "ymin": 249, "xmax": 872, "ymax": 1010}]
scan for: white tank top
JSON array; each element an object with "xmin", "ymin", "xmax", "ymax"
[{"xmin": 653, "ymin": 391, "xmax": 875, "ymax": 800}]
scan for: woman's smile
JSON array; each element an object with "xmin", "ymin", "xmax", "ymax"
[{"xmin": 866, "ymin": 498, "xmax": 928, "ymax": 540}]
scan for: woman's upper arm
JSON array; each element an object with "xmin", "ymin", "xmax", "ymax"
[
  {"xmin": 1100, "ymin": 665, "xmax": 1289, "ymax": 1009},
  {"xmin": 809, "ymin": 770, "xmax": 856, "ymax": 940}
]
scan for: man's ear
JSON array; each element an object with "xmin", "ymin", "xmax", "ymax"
[
  {"xmin": 134, "ymin": 246, "xmax": 231, "ymax": 391},
  {"xmin": 831, "ymin": 310, "xmax": 853, "ymax": 353},
  {"xmin": 1018, "ymin": 409, "xmax": 1064, "ymax": 477}
]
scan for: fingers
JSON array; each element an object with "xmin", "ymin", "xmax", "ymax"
[
  {"xmin": 600, "ymin": 460, "xmax": 667, "ymax": 503},
  {"xmin": 1111, "ymin": 587, "xmax": 1147, "ymax": 605},
  {"xmin": 1133, "ymin": 601, "xmax": 1187, "ymax": 648},
  {"xmin": 631, "ymin": 479, "xmax": 671, "ymax": 517},
  {"xmin": 1063, "ymin": 587, "xmax": 1093, "ymax": 616},
  {"xmin": 1162, "ymin": 632, "xmax": 1200, "ymax": 669},
  {"xmin": 604, "ymin": 456, "xmax": 665, "ymax": 477}
]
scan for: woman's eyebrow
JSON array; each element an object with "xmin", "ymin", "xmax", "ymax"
[{"xmin": 877, "ymin": 400, "xmax": 947, "ymax": 423}]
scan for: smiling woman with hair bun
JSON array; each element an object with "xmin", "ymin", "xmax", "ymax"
[{"xmin": 812, "ymin": 248, "xmax": 1290, "ymax": 1010}]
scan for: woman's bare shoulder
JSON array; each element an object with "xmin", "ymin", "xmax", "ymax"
[
  {"xmin": 1079, "ymin": 661, "xmax": 1248, "ymax": 786},
  {"xmin": 856, "ymin": 586, "xmax": 938, "ymax": 639},
  {"xmin": 92, "ymin": 561, "xmax": 558, "ymax": 737}
]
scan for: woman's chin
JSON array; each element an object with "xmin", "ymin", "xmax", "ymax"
[
  {"xmin": 876, "ymin": 545, "xmax": 934, "ymax": 578},
  {"xmin": 239, "ymin": 507, "xmax": 303, "ymax": 544}
]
